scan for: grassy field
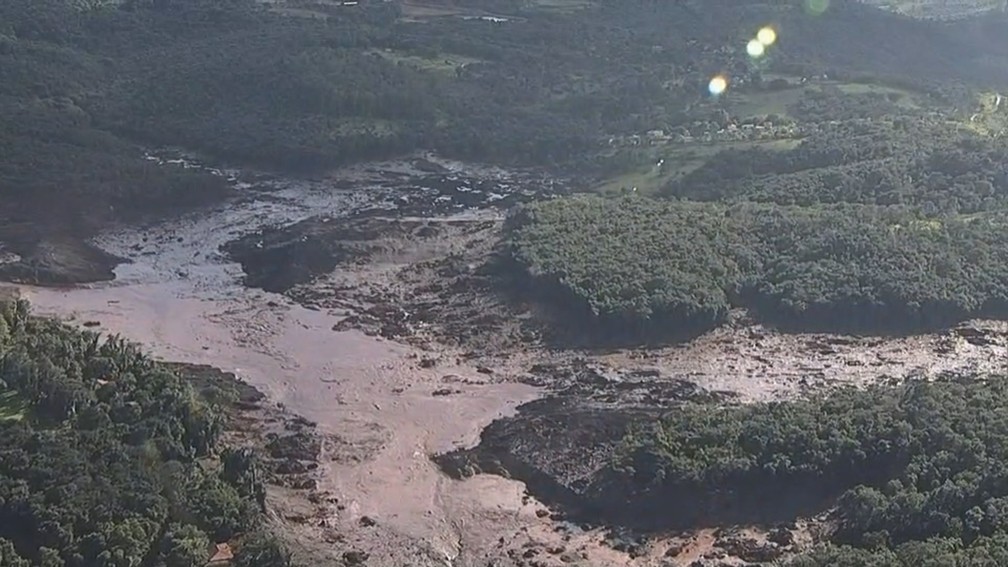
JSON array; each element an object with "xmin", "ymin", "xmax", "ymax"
[
  {"xmin": 592, "ymin": 138, "xmax": 801, "ymax": 195},
  {"xmin": 367, "ymin": 48, "xmax": 482, "ymax": 75},
  {"xmin": 726, "ymin": 77, "xmax": 925, "ymax": 119}
]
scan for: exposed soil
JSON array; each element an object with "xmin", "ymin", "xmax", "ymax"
[
  {"xmin": 170, "ymin": 362, "xmax": 331, "ymax": 534},
  {"xmin": 10, "ymin": 154, "xmax": 1008, "ymax": 566},
  {"xmin": 218, "ymin": 182, "xmax": 1008, "ymax": 565}
]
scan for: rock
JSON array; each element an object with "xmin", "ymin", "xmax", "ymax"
[
  {"xmin": 359, "ymin": 515, "xmax": 377, "ymax": 527},
  {"xmin": 82, "ymin": 321, "xmax": 101, "ymax": 328},
  {"xmin": 476, "ymin": 365, "xmax": 494, "ymax": 375},
  {"xmin": 432, "ymin": 388, "xmax": 458, "ymax": 397},
  {"xmin": 955, "ymin": 324, "xmax": 1000, "ymax": 346},
  {"xmin": 715, "ymin": 536, "xmax": 782, "ymax": 562},
  {"xmin": 768, "ymin": 527, "xmax": 794, "ymax": 547},
  {"xmin": 665, "ymin": 541, "xmax": 686, "ymax": 557},
  {"xmin": 343, "ymin": 550, "xmax": 369, "ymax": 565},
  {"xmin": 273, "ymin": 458, "xmax": 310, "ymax": 475},
  {"xmin": 420, "ymin": 357, "xmax": 438, "ymax": 368}
]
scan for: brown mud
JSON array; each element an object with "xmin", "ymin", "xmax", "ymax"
[
  {"xmin": 221, "ymin": 185, "xmax": 1008, "ymax": 565},
  {"xmin": 9, "ymin": 154, "xmax": 1008, "ymax": 566}
]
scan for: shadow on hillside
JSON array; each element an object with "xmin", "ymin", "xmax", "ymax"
[
  {"xmin": 435, "ymin": 393, "xmax": 867, "ymax": 535},
  {"xmin": 489, "ymin": 255, "xmax": 723, "ymax": 352},
  {"xmin": 493, "ymin": 254, "xmax": 1008, "ymax": 349}
]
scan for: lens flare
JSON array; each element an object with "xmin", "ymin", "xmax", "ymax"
[
  {"xmin": 757, "ymin": 27, "xmax": 777, "ymax": 47},
  {"xmin": 708, "ymin": 75, "xmax": 728, "ymax": 96},
  {"xmin": 746, "ymin": 39, "xmax": 766, "ymax": 58},
  {"xmin": 805, "ymin": 0, "xmax": 829, "ymax": 15}
]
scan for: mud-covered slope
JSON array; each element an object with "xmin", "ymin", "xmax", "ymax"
[
  {"xmin": 223, "ymin": 164, "xmax": 564, "ymax": 295},
  {"xmin": 436, "ymin": 362, "xmax": 736, "ymax": 530}
]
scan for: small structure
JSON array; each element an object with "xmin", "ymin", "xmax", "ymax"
[{"xmin": 207, "ymin": 543, "xmax": 233, "ymax": 565}]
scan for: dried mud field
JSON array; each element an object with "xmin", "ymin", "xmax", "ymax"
[{"xmin": 10, "ymin": 155, "xmax": 1008, "ymax": 566}]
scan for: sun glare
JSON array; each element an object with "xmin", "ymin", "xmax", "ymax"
[
  {"xmin": 757, "ymin": 27, "xmax": 777, "ymax": 47},
  {"xmin": 708, "ymin": 75, "xmax": 728, "ymax": 96}
]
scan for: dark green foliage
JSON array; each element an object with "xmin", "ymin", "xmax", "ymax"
[
  {"xmin": 160, "ymin": 523, "xmax": 209, "ymax": 567},
  {"xmin": 619, "ymin": 378, "xmax": 1008, "ymax": 562},
  {"xmin": 508, "ymin": 196, "xmax": 745, "ymax": 337},
  {"xmin": 0, "ymin": 539, "xmax": 29, "ymax": 567},
  {"xmin": 0, "ymin": 300, "xmax": 276, "ymax": 566},
  {"xmin": 668, "ymin": 119, "xmax": 1008, "ymax": 214},
  {"xmin": 509, "ymin": 197, "xmax": 1008, "ymax": 334},
  {"xmin": 745, "ymin": 207, "xmax": 1008, "ymax": 329},
  {"xmin": 234, "ymin": 532, "xmax": 292, "ymax": 567},
  {"xmin": 8, "ymin": 0, "xmax": 1008, "ymax": 240}
]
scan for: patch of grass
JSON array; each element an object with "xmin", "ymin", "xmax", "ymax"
[
  {"xmin": 727, "ymin": 86, "xmax": 809, "ymax": 119},
  {"xmin": 0, "ymin": 390, "xmax": 29, "ymax": 422},
  {"xmin": 593, "ymin": 139, "xmax": 801, "ymax": 196},
  {"xmin": 367, "ymin": 48, "xmax": 482, "ymax": 75},
  {"xmin": 529, "ymin": 0, "xmax": 595, "ymax": 12},
  {"xmin": 834, "ymin": 81, "xmax": 922, "ymax": 109}
]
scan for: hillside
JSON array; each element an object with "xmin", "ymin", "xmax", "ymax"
[{"xmin": 5, "ymin": 0, "xmax": 1008, "ymax": 277}]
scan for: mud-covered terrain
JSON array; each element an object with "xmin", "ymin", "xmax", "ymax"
[
  {"xmin": 10, "ymin": 153, "xmax": 1008, "ymax": 566},
  {"xmin": 209, "ymin": 157, "xmax": 1008, "ymax": 566}
]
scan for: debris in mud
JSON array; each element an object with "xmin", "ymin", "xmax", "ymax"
[
  {"xmin": 343, "ymin": 549, "xmax": 370, "ymax": 565},
  {"xmin": 266, "ymin": 432, "xmax": 321, "ymax": 462},
  {"xmin": 714, "ymin": 532, "xmax": 783, "ymax": 563},
  {"xmin": 435, "ymin": 360, "xmax": 736, "ymax": 533},
  {"xmin": 432, "ymin": 388, "xmax": 461, "ymax": 396},
  {"xmin": 954, "ymin": 321, "xmax": 1005, "ymax": 346},
  {"xmin": 0, "ymin": 238, "xmax": 125, "ymax": 285},
  {"xmin": 224, "ymin": 163, "xmax": 565, "ymax": 297}
]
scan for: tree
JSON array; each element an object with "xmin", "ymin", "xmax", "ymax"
[
  {"xmin": 234, "ymin": 533, "xmax": 291, "ymax": 567},
  {"xmin": 0, "ymin": 539, "xmax": 29, "ymax": 567},
  {"xmin": 160, "ymin": 524, "xmax": 210, "ymax": 567}
]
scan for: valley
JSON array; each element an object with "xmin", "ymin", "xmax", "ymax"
[{"xmin": 7, "ymin": 1, "xmax": 1008, "ymax": 566}]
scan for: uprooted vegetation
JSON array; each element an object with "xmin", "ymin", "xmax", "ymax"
[{"xmin": 507, "ymin": 195, "xmax": 1008, "ymax": 340}]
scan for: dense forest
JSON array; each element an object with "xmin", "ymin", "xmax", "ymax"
[
  {"xmin": 508, "ymin": 195, "xmax": 1008, "ymax": 337},
  {"xmin": 616, "ymin": 376, "xmax": 1008, "ymax": 565},
  {"xmin": 5, "ymin": 0, "xmax": 1008, "ymax": 241},
  {"xmin": 0, "ymin": 300, "xmax": 292, "ymax": 567}
]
